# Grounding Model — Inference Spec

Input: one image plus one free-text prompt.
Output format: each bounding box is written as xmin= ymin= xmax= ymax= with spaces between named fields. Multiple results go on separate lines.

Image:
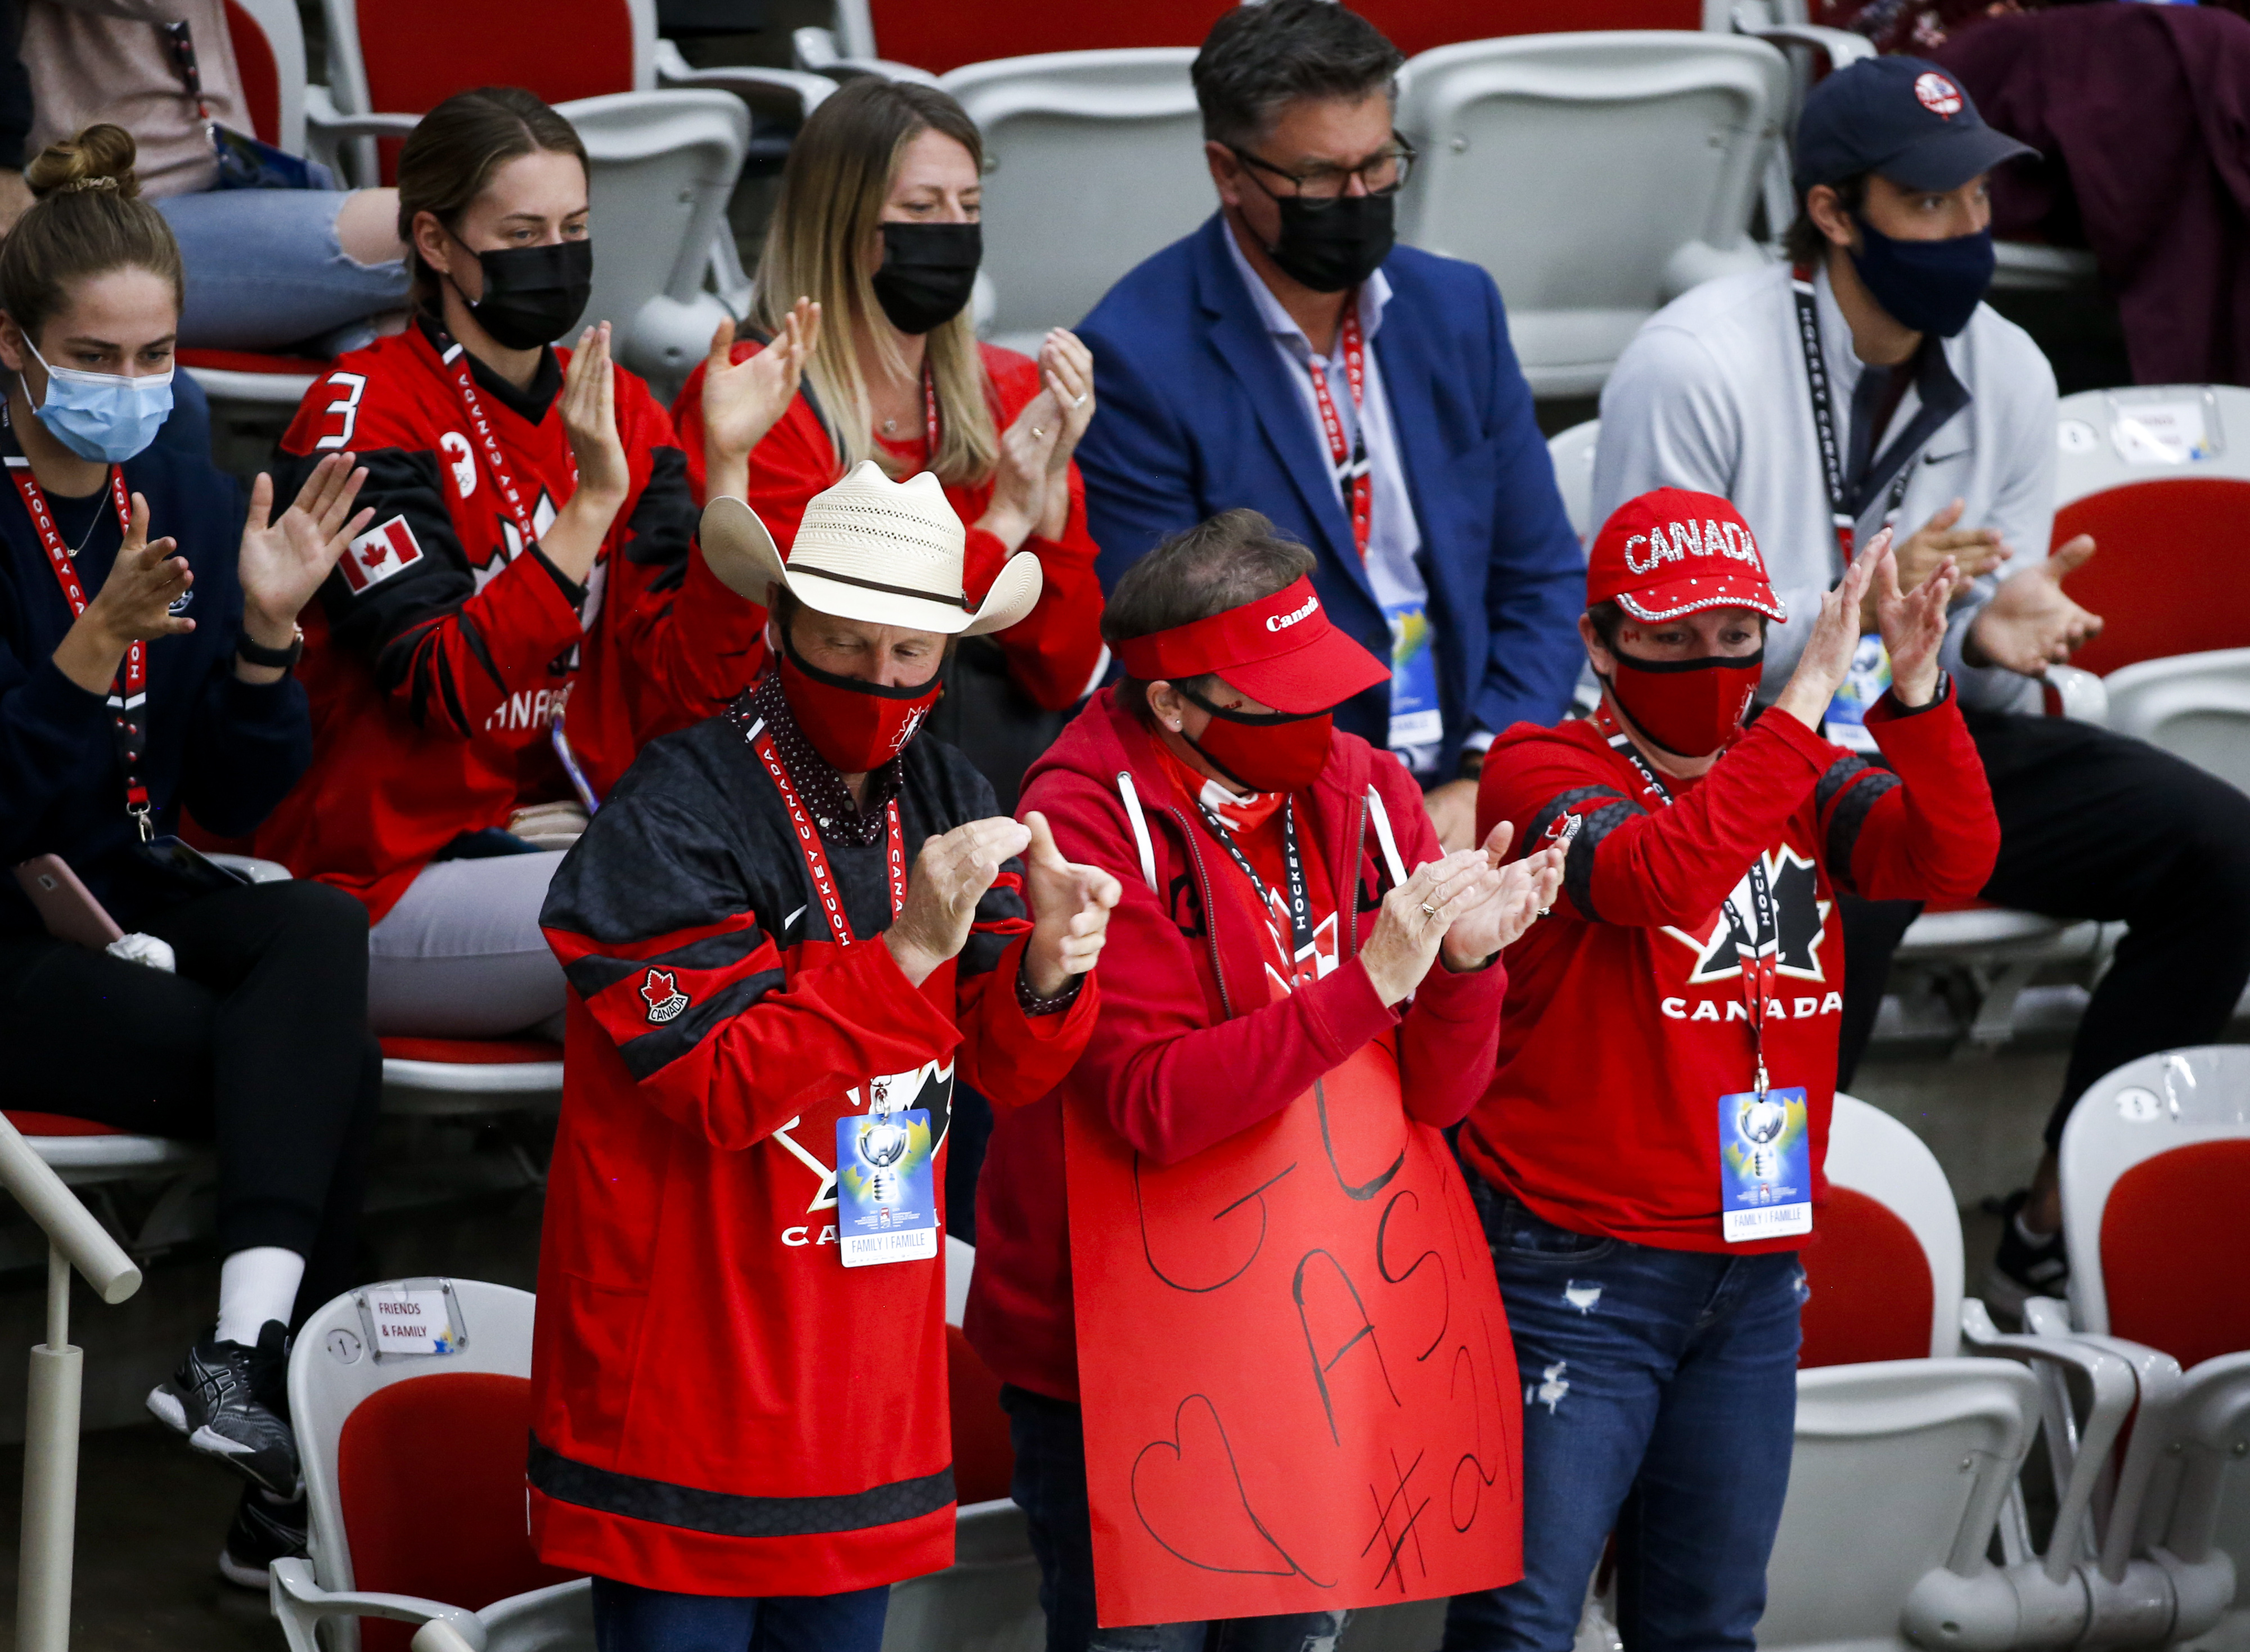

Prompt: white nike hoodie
xmin=1592 ymin=259 xmax=2055 ymax=713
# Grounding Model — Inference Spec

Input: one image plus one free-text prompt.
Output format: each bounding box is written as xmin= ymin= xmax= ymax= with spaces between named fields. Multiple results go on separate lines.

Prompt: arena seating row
xmin=241 ymin=1073 xmax=2250 ymax=1652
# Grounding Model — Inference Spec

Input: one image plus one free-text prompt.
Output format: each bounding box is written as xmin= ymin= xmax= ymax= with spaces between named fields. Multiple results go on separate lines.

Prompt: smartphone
xmin=135 ymin=835 xmax=253 ymax=898
xmin=12 ymin=856 xmax=124 ymax=950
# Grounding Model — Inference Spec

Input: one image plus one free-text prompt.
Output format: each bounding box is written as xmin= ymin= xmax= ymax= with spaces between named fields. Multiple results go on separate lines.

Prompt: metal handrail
xmin=0 ymin=1111 xmax=143 ymax=1652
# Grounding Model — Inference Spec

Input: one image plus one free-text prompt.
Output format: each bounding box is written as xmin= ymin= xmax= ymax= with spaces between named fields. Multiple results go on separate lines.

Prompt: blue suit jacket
xmin=1075 ymin=214 xmax=1585 ymax=777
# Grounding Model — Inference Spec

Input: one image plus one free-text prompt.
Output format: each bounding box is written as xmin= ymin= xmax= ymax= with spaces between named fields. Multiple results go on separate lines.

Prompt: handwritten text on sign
xmin=1067 ymin=1038 xmax=1524 ymax=1627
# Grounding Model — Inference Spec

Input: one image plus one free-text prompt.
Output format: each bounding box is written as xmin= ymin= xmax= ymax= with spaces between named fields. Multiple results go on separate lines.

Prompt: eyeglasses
xmin=1226 ymin=132 xmax=1418 ymax=209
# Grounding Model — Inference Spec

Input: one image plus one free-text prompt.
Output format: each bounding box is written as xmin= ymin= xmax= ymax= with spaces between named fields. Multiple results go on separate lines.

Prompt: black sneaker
xmin=146 ymin=1320 xmax=299 ymax=1498
xmin=218 ymin=1485 xmax=307 ymax=1591
xmin=1987 ymin=1187 xmax=2069 ymax=1318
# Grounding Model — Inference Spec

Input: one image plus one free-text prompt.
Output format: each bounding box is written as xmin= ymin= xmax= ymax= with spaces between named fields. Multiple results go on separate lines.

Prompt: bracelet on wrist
xmin=237 ymin=626 xmax=304 ymax=670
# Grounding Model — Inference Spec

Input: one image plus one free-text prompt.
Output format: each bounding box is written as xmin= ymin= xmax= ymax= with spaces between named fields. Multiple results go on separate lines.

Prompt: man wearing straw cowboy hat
xmin=526 ymin=460 xmax=1119 ymax=1651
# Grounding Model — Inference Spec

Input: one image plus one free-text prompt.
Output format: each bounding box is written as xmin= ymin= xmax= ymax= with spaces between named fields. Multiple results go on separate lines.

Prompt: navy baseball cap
xmin=1793 ymin=57 xmax=2036 ymax=196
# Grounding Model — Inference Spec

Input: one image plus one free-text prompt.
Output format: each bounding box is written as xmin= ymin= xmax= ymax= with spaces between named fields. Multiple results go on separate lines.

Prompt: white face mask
xmin=21 ymin=335 xmax=174 ymax=463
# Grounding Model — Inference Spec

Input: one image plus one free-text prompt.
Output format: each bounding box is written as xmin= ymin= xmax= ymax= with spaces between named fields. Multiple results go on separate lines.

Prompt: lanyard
xmin=921 ymin=361 xmax=940 ymax=457
xmin=1592 ymin=704 xmax=1778 ymax=1098
xmin=12 ymin=463 xmax=150 ymax=834
xmin=1306 ymin=300 xmax=1371 ymax=562
xmin=1790 ymin=263 xmax=1912 ymax=570
xmin=431 ymin=329 xmax=575 ymax=553
xmin=1195 ymin=798 xmax=1316 ymax=961
xmin=749 ymin=723 xmax=905 ymax=948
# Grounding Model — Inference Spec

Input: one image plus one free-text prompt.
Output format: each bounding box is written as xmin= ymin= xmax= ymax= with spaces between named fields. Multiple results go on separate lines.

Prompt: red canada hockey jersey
xmin=529 ymin=677 xmax=1097 ymax=1595
xmin=1460 ymin=688 xmax=1999 ymax=1252
xmin=256 ymin=319 xmax=767 ymax=920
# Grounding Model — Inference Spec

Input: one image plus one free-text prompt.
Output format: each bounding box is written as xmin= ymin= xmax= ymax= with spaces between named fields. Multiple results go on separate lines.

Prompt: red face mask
xmin=778 ymin=632 xmax=943 ymax=774
xmin=1177 ymin=683 xmax=1334 ymax=793
xmin=1605 ymin=649 xmax=1765 ymax=759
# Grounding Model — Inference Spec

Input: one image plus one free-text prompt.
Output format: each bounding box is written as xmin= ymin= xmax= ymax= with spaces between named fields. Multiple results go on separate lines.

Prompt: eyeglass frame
xmin=1223 ymin=131 xmax=1418 ymax=210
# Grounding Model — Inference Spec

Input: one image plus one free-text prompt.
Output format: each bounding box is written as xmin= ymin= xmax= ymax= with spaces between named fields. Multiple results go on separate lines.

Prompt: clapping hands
xmin=701 ymin=298 xmax=821 ymax=504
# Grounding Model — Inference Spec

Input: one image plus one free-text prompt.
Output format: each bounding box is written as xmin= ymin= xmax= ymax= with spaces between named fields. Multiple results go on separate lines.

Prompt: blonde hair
xmin=0 ymin=126 xmax=184 ymax=339
xmin=751 ymin=79 xmax=997 ymax=487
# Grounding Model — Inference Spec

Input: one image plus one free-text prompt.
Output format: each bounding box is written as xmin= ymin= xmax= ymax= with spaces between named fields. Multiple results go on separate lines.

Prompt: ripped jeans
xmin=1002 ymin=1384 xmax=1349 ymax=1652
xmin=1443 ymin=1172 xmax=1803 ymax=1652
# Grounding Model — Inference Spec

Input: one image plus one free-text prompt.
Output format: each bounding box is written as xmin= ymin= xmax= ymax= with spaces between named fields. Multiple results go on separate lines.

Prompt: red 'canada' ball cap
xmin=1587 ymin=488 xmax=1788 ymax=625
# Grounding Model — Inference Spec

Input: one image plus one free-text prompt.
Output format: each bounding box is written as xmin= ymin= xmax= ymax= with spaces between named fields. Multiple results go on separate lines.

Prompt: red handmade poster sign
xmin=1067 ymin=1036 xmax=1524 ymax=1628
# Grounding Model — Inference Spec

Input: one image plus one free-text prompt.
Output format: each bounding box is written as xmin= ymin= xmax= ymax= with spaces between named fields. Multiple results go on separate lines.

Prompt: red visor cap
xmin=1587 ymin=488 xmax=1788 ymax=625
xmin=1110 ymin=575 xmax=1389 ymax=715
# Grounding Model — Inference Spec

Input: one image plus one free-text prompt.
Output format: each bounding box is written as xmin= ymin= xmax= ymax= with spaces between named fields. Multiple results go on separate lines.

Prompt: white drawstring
xmin=1117 ymin=771 xmax=1158 ymax=895
xmin=1364 ymin=784 xmax=1409 ymax=888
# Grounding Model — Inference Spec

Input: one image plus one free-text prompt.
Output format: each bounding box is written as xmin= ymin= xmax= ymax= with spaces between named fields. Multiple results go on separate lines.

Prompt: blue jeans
xmin=1443 ymin=1171 xmax=1804 ymax=1652
xmin=590 ymin=1576 xmax=888 ymax=1652
xmin=1002 ymin=1384 xmax=1349 ymax=1652
xmin=156 ymin=189 xmax=408 ymax=354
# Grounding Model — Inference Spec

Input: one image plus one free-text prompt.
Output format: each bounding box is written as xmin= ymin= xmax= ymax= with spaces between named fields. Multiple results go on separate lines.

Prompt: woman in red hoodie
xmin=968 ymin=509 xmax=1562 ymax=1650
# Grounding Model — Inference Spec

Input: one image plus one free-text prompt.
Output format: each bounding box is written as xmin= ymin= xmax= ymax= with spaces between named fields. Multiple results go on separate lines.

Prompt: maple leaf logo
xmin=640 ymin=967 xmax=690 ymax=1025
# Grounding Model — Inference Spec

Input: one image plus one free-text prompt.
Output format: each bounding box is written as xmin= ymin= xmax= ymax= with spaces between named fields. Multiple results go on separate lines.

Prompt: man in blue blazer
xmin=1076 ymin=0 xmax=1585 ymax=848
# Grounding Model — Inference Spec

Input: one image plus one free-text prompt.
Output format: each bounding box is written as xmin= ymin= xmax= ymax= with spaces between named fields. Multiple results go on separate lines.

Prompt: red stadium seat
xmin=274 ymin=1279 xmax=590 ymax=1647
xmin=2006 ymin=1047 xmax=2250 ymax=1650
xmin=322 ymin=0 xmax=642 ymax=183
xmin=2049 ymin=478 xmax=2250 ymax=678
xmin=860 ymin=0 xmax=1231 ymax=77
xmin=225 ymin=0 xmax=284 ymax=145
xmin=339 ymin=1372 xmax=578 ymax=1652
xmin=1797 ymin=1186 xmax=1935 ymax=1369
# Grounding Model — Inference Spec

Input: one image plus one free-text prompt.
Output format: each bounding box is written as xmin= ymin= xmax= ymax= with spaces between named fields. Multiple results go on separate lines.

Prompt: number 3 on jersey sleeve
xmin=312 ymin=372 xmax=368 ymax=452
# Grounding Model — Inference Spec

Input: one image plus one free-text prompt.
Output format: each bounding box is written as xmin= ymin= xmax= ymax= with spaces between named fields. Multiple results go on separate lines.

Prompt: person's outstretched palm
xmin=237 ymin=452 xmax=372 ymax=634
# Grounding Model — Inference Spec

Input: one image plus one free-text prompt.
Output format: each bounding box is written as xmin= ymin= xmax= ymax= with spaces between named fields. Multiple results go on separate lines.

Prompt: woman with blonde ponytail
xmin=0 ymin=127 xmax=386 ymax=1591
xmin=673 ymin=77 xmax=1109 ymax=811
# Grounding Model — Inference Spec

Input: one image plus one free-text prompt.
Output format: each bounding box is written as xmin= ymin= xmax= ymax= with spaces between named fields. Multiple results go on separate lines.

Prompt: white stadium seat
xmin=1396 ymin=32 xmax=1787 ymax=398
xmin=939 ymin=49 xmax=1209 ymax=357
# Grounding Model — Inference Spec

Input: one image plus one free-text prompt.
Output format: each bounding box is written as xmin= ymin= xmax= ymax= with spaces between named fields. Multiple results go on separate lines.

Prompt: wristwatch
xmin=237 ymin=627 xmax=304 ymax=670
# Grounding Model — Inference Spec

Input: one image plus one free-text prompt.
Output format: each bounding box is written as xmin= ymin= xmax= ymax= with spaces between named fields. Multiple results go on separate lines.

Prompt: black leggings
xmin=1838 ymin=709 xmax=2250 ymax=1148
xmin=0 ymin=879 xmax=382 ymax=1320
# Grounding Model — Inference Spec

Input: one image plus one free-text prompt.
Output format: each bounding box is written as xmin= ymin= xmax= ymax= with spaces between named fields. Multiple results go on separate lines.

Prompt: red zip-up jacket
xmin=1461 ymin=687 xmax=1999 ymax=1251
xmin=965 ymin=688 xmax=1509 ymax=1402
xmin=258 ymin=321 xmax=767 ymax=920
xmin=673 ymin=339 xmax=1105 ymax=713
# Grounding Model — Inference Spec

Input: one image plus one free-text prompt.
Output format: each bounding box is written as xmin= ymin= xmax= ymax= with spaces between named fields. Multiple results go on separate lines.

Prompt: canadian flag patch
xmin=641 ymin=967 xmax=690 ymax=1025
xmin=340 ymin=515 xmax=424 ymax=593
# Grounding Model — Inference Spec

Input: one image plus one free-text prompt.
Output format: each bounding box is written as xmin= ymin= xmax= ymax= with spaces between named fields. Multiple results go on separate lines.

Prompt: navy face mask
xmin=1850 ymin=217 xmax=1994 ymax=339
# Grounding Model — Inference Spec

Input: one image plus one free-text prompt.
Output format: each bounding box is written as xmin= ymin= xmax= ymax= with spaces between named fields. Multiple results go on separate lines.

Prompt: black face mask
xmin=1264 ymin=192 xmax=1394 ymax=294
xmin=871 ymin=222 xmax=981 ymax=335
xmin=452 ymin=237 xmax=593 ymax=351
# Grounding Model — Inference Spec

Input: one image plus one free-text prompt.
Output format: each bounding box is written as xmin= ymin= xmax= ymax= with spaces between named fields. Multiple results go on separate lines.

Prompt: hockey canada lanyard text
xmin=748 ymin=723 xmax=906 ymax=948
xmin=1196 ymin=798 xmax=1317 ymax=961
xmin=1791 ymin=263 xmax=1912 ymax=570
xmin=432 ymin=328 xmax=578 ymax=553
xmin=1594 ymin=703 xmax=1779 ymax=1098
xmin=1307 ymin=301 xmax=1372 ymax=562
xmin=12 ymin=461 xmax=148 ymax=832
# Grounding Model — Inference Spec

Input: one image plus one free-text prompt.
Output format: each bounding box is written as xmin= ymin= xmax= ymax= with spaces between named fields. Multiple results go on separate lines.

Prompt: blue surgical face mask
xmin=1849 ymin=218 xmax=1995 ymax=340
xmin=21 ymin=336 xmax=174 ymax=463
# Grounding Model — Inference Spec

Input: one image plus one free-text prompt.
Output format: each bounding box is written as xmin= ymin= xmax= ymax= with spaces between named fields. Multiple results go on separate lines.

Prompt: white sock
xmin=216 ymin=1248 xmax=305 ymax=1347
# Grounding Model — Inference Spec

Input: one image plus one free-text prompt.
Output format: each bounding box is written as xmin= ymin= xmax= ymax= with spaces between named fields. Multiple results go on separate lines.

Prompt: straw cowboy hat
xmin=699 ymin=460 xmax=1042 ymax=636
